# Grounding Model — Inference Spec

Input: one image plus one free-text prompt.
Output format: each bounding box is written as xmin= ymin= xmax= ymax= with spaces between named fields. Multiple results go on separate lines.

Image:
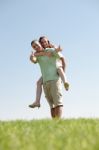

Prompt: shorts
xmin=43 ymin=78 xmax=63 ymax=108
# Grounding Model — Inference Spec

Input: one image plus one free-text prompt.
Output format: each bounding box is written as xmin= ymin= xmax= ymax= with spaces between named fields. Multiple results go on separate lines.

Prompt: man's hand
xmin=30 ymin=52 xmax=37 ymax=63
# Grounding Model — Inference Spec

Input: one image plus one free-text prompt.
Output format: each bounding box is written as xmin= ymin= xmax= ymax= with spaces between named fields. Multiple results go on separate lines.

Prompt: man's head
xmin=31 ymin=40 xmax=43 ymax=52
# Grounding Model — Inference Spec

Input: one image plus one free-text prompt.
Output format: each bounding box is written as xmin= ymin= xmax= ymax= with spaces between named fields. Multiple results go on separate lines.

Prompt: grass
xmin=0 ymin=118 xmax=99 ymax=150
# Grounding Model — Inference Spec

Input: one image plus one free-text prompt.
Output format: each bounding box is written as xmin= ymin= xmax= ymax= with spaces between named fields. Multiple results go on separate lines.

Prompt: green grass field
xmin=0 ymin=119 xmax=99 ymax=150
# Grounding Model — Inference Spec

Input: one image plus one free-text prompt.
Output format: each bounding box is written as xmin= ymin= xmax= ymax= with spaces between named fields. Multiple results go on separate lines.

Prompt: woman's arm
xmin=34 ymin=52 xmax=46 ymax=56
xmin=55 ymin=45 xmax=62 ymax=53
xmin=33 ymin=45 xmax=62 ymax=58
xmin=34 ymin=51 xmax=52 ymax=57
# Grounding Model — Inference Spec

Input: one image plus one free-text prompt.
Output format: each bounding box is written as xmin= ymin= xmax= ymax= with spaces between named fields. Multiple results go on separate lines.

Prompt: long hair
xmin=39 ymin=36 xmax=55 ymax=48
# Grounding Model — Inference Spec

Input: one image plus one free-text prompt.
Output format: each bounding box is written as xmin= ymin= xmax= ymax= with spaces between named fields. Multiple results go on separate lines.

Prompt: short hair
xmin=31 ymin=40 xmax=38 ymax=46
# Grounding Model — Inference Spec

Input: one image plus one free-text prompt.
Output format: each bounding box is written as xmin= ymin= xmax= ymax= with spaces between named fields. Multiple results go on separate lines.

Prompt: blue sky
xmin=0 ymin=0 xmax=99 ymax=120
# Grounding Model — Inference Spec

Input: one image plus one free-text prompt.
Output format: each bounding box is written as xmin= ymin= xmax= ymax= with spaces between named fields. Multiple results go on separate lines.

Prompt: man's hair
xmin=31 ymin=40 xmax=37 ymax=46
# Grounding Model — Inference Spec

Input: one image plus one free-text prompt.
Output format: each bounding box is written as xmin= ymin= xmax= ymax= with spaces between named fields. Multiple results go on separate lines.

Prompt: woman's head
xmin=39 ymin=36 xmax=54 ymax=49
xmin=31 ymin=40 xmax=43 ymax=52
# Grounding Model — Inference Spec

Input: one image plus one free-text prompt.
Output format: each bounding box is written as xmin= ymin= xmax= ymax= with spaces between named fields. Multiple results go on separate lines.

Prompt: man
xmin=30 ymin=39 xmax=64 ymax=118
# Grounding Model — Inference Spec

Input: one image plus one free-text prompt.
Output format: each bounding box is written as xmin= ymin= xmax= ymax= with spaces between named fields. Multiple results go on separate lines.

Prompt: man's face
xmin=32 ymin=42 xmax=43 ymax=52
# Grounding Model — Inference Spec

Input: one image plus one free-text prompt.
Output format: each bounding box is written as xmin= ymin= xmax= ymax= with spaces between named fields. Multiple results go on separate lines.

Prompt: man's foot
xmin=64 ymin=82 xmax=69 ymax=91
xmin=29 ymin=102 xmax=40 ymax=108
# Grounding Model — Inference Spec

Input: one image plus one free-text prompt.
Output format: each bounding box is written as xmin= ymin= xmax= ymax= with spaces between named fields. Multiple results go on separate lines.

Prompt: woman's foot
xmin=64 ymin=82 xmax=69 ymax=91
xmin=29 ymin=102 xmax=40 ymax=108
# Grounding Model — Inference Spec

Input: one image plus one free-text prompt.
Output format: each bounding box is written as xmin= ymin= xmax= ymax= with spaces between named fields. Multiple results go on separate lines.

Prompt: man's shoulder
xmin=45 ymin=48 xmax=55 ymax=51
xmin=58 ymin=52 xmax=64 ymax=58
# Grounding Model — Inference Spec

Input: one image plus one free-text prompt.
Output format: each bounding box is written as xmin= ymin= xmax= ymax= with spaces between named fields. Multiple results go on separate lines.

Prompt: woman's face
xmin=40 ymin=38 xmax=49 ymax=49
xmin=32 ymin=42 xmax=42 ymax=52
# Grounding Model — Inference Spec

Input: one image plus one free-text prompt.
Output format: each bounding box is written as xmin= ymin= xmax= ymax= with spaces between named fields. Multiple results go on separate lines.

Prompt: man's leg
xmin=51 ymin=108 xmax=56 ymax=118
xmin=50 ymin=79 xmax=63 ymax=118
xmin=55 ymin=105 xmax=63 ymax=118
xmin=43 ymin=82 xmax=55 ymax=118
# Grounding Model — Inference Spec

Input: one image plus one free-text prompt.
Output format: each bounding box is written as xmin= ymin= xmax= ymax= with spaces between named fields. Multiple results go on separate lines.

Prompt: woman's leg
xmin=35 ymin=77 xmax=43 ymax=104
xmin=57 ymin=67 xmax=69 ymax=90
xmin=29 ymin=77 xmax=43 ymax=108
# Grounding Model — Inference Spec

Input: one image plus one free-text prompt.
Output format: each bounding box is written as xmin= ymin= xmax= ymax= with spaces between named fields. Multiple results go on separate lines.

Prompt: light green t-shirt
xmin=37 ymin=48 xmax=62 ymax=83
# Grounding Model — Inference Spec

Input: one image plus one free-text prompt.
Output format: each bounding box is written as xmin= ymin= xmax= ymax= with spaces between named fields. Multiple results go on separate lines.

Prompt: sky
xmin=0 ymin=0 xmax=99 ymax=120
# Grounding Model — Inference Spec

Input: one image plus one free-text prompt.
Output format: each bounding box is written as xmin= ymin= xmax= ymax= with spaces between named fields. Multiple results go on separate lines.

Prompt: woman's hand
xmin=55 ymin=45 xmax=62 ymax=52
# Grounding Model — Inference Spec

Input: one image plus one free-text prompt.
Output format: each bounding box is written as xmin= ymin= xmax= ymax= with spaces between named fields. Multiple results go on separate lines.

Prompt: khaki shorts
xmin=43 ymin=78 xmax=63 ymax=108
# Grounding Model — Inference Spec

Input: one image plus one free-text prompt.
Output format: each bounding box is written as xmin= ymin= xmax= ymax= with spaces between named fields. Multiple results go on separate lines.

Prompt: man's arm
xmin=30 ymin=53 xmax=37 ymax=63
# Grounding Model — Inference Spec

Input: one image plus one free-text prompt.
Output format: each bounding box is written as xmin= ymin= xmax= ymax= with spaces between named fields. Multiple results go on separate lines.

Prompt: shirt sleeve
xmin=57 ymin=52 xmax=63 ymax=58
xmin=52 ymin=51 xmax=63 ymax=59
xmin=45 ymin=48 xmax=63 ymax=58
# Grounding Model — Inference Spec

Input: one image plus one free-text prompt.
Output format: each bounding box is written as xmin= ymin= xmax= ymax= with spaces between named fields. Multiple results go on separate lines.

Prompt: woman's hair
xmin=39 ymin=36 xmax=55 ymax=48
